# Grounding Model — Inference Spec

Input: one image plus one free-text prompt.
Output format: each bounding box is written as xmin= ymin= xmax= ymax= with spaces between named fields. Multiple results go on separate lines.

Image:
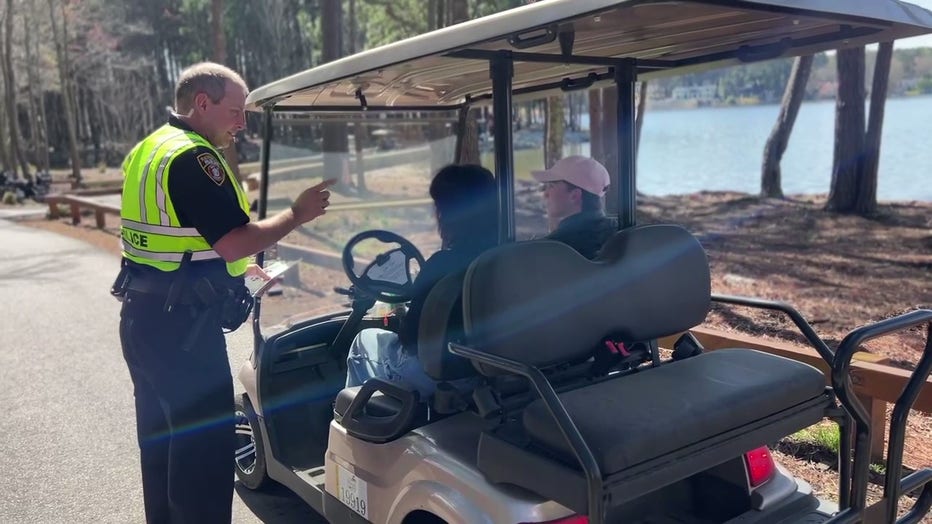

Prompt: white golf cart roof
xmin=246 ymin=0 xmax=932 ymax=111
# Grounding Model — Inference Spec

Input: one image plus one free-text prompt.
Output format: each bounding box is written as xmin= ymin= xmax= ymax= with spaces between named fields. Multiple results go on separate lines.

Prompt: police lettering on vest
xmin=121 ymin=229 xmax=149 ymax=248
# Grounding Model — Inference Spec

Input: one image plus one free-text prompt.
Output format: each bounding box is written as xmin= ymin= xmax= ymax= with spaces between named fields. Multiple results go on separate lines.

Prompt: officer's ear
xmin=193 ymin=92 xmax=212 ymax=113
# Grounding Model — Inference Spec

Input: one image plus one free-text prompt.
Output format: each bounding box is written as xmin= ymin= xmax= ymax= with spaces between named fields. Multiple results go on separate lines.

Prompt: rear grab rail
xmin=828 ymin=309 xmax=932 ymax=524
xmin=448 ymin=342 xmax=606 ymax=524
xmin=711 ymin=294 xmax=835 ymax=364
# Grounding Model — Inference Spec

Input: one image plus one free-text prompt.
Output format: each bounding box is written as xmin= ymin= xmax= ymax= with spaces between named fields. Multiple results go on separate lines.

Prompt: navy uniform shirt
xmin=128 ymin=116 xmax=249 ymax=278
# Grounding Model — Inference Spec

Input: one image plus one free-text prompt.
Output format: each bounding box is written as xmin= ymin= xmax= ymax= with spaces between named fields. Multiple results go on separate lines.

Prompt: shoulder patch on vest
xmin=196 ymin=153 xmax=225 ymax=186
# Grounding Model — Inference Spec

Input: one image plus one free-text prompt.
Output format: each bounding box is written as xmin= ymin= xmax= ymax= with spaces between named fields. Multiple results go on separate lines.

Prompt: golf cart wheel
xmin=403 ymin=511 xmax=447 ymax=523
xmin=234 ymin=394 xmax=269 ymax=490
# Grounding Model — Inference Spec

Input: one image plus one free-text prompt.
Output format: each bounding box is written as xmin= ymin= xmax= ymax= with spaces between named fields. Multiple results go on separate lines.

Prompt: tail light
xmin=520 ymin=516 xmax=588 ymax=524
xmin=744 ymin=446 xmax=776 ymax=487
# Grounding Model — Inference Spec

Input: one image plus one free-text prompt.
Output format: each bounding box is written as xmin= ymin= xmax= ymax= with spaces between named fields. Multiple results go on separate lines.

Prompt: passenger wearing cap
xmin=532 ymin=155 xmax=616 ymax=259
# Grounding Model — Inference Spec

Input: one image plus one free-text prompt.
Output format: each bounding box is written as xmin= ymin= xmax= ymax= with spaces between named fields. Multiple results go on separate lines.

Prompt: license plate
xmin=337 ymin=464 xmax=369 ymax=520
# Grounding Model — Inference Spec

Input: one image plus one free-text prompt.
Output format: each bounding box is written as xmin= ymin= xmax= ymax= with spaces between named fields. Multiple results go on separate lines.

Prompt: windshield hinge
xmin=558 ymin=26 xmax=575 ymax=56
xmin=355 ymin=88 xmax=368 ymax=110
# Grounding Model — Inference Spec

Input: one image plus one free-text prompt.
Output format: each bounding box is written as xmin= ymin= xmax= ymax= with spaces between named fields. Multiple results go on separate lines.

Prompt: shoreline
xmin=644 ymin=92 xmax=932 ymax=112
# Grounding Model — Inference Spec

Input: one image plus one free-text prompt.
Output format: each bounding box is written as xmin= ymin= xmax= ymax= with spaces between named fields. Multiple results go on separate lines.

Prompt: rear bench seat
xmin=457 ymin=224 xmax=832 ymax=515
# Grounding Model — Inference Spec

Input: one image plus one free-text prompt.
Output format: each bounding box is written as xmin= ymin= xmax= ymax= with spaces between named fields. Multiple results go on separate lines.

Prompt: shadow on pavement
xmin=235 ymin=481 xmax=327 ymax=523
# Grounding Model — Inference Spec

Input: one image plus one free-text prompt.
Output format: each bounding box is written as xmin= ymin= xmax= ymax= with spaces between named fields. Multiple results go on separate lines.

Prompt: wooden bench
xmin=46 ymin=188 xmax=121 ymax=228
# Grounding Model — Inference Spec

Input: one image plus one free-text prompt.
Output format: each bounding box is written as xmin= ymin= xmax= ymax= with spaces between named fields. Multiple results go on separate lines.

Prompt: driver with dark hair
xmin=345 ymin=164 xmax=499 ymax=397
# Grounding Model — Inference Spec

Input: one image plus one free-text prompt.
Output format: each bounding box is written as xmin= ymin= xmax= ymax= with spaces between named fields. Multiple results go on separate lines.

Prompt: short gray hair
xmin=174 ymin=62 xmax=247 ymax=112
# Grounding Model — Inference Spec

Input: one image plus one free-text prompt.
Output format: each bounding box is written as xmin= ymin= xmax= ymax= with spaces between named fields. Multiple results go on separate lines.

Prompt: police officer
xmin=116 ymin=62 xmax=333 ymax=523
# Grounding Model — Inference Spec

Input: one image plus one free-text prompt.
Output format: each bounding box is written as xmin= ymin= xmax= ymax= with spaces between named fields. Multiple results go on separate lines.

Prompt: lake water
xmin=571 ymin=96 xmax=932 ymax=202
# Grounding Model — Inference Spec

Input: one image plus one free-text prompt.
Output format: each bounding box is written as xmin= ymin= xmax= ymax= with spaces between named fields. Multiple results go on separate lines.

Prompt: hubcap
xmin=234 ymin=409 xmax=257 ymax=475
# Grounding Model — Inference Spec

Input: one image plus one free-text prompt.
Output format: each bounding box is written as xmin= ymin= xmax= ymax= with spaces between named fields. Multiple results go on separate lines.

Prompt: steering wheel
xmin=342 ymin=230 xmax=426 ymax=303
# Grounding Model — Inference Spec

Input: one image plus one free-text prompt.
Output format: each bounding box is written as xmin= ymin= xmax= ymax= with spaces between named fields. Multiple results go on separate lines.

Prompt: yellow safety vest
xmin=120 ymin=124 xmax=250 ymax=276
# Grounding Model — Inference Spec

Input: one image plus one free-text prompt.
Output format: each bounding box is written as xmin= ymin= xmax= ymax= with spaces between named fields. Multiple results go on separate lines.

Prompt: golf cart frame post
xmin=244 ymin=1 xmax=932 ymax=522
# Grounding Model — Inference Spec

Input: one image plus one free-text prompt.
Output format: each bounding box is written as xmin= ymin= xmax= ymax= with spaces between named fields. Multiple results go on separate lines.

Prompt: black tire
xmin=234 ymin=394 xmax=270 ymax=490
xmin=403 ymin=511 xmax=447 ymax=524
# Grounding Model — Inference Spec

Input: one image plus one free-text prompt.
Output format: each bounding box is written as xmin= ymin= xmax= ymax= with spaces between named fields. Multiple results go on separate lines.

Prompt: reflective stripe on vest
xmin=120 ymin=124 xmax=250 ymax=276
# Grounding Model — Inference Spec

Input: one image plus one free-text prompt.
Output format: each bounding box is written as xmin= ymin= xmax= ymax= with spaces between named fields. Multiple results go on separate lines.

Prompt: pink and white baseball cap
xmin=531 ymin=155 xmax=611 ymax=197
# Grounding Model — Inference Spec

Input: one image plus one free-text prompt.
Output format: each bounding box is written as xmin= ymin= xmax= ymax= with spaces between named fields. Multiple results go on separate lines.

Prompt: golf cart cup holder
xmin=828 ymin=311 xmax=932 ymax=523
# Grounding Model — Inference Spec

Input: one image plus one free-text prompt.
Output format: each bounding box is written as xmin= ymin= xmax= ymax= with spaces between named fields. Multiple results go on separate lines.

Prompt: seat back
xmin=462 ymin=224 xmax=711 ymax=370
xmin=417 ymin=271 xmax=477 ymax=381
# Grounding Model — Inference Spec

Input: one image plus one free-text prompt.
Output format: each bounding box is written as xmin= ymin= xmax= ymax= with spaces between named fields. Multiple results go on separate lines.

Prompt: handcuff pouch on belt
xmin=192 ymin=278 xmax=254 ymax=332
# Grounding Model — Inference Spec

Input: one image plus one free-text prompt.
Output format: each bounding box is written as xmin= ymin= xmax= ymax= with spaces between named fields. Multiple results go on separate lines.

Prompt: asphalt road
xmin=0 ymin=218 xmax=324 ymax=523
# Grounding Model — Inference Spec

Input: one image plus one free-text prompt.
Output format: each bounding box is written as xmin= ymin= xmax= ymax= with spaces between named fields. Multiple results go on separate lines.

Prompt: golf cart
xmin=235 ymin=1 xmax=932 ymax=522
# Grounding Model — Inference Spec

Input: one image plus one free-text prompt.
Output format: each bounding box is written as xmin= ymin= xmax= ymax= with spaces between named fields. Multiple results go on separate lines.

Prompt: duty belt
xmin=112 ymin=255 xmax=252 ymax=334
xmin=123 ymin=275 xmax=203 ymax=305
xmin=112 ymin=261 xmax=240 ymax=309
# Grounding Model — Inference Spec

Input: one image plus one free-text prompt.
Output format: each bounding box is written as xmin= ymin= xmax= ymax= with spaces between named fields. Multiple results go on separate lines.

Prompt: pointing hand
xmin=291 ymin=179 xmax=336 ymax=224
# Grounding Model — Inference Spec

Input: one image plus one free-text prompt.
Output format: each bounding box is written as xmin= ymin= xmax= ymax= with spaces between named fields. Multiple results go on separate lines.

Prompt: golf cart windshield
xmin=252 ymin=111 xmax=462 ymax=327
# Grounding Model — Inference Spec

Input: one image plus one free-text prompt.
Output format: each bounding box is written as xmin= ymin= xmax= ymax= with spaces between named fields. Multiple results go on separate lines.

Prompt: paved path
xmin=0 ymin=219 xmax=322 ymax=523
xmin=0 ymin=204 xmax=46 ymax=220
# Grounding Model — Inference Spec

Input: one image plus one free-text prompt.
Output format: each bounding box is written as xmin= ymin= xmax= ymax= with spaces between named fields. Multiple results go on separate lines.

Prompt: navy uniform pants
xmin=119 ymin=291 xmax=235 ymax=524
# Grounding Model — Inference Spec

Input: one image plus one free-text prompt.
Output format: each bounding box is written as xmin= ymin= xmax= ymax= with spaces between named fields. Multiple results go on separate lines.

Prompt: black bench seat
xmin=476 ymin=348 xmax=831 ymax=514
xmin=522 ymin=349 xmax=826 ymax=475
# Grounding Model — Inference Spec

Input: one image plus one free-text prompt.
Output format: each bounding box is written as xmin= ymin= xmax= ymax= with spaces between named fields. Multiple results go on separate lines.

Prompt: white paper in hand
xmin=245 ymin=260 xmax=296 ymax=297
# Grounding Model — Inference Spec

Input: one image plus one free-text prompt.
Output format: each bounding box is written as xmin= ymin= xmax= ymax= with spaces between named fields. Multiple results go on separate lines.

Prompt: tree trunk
xmin=543 ymin=96 xmax=564 ymax=168
xmin=588 ymin=90 xmax=603 ymax=165
xmin=859 ymin=42 xmax=894 ymax=216
xmin=761 ymin=55 xmax=814 ymax=199
xmin=37 ymin=76 xmax=49 ymax=170
xmin=211 ymin=0 xmax=227 ymax=64
xmin=422 ymin=0 xmax=460 ymax=173
xmin=0 ymin=99 xmax=9 ymax=172
xmin=457 ymin=107 xmax=480 ymax=164
xmin=47 ymin=0 xmax=82 ymax=186
xmin=436 ymin=0 xmax=446 ymax=29
xmin=449 ymin=0 xmax=478 ymax=163
xmin=210 ymin=0 xmax=241 ymax=182
xmin=826 ymin=47 xmax=866 ymax=213
xmin=601 ymin=86 xmax=619 ymax=214
xmin=3 ymin=0 xmax=28 ymax=176
xmin=0 ymin=11 xmax=9 ymax=173
xmin=428 ymin=0 xmax=437 ymax=31
xmin=321 ymin=0 xmax=349 ymax=188
xmin=348 ymin=0 xmax=357 ymax=57
xmin=23 ymin=0 xmax=49 ymax=167
xmin=450 ymin=0 xmax=469 ymax=24
xmin=354 ymin=123 xmax=367 ymax=193
xmin=26 ymin=90 xmax=40 ymax=169
xmin=635 ymin=81 xmax=648 ymax=160
xmin=347 ymin=0 xmax=366 ymax=193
